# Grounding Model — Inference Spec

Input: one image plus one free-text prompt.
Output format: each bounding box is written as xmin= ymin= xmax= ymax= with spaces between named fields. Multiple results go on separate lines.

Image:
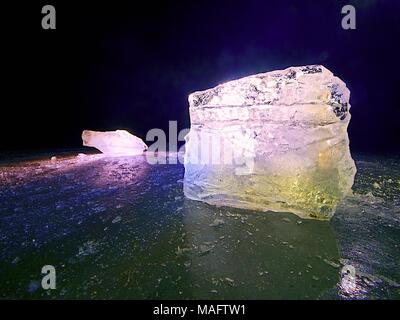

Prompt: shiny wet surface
xmin=0 ymin=152 xmax=399 ymax=299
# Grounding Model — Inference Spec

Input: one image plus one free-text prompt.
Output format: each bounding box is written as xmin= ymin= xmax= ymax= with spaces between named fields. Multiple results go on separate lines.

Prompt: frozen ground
xmin=0 ymin=151 xmax=399 ymax=299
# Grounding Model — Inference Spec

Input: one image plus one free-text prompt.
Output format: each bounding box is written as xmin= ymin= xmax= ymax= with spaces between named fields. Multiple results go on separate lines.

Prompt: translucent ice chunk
xmin=183 ymin=65 xmax=356 ymax=220
xmin=82 ymin=130 xmax=147 ymax=156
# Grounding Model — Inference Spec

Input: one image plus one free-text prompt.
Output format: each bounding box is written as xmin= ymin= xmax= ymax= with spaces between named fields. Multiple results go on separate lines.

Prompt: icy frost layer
xmin=184 ymin=65 xmax=357 ymax=220
xmin=82 ymin=130 xmax=147 ymax=156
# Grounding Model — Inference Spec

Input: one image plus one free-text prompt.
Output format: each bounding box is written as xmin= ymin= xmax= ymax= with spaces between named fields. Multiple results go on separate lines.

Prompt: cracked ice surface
xmin=184 ymin=65 xmax=356 ymax=220
xmin=0 ymin=152 xmax=398 ymax=299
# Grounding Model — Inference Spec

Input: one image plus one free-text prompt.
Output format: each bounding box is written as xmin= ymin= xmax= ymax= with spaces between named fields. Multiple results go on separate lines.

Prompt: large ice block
xmin=82 ymin=130 xmax=147 ymax=156
xmin=183 ymin=65 xmax=356 ymax=220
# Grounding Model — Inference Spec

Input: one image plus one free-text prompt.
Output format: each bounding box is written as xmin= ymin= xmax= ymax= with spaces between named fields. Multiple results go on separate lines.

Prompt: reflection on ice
xmin=182 ymin=200 xmax=339 ymax=299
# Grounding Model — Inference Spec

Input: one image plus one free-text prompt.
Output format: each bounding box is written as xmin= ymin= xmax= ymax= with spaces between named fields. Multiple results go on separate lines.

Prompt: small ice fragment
xmin=112 ymin=216 xmax=122 ymax=224
xmin=209 ymin=218 xmax=225 ymax=227
xmin=225 ymin=277 xmax=235 ymax=284
xmin=12 ymin=257 xmax=20 ymax=264
xmin=77 ymin=240 xmax=98 ymax=257
xmin=198 ymin=243 xmax=214 ymax=255
xmin=176 ymin=246 xmax=191 ymax=255
xmin=323 ymin=259 xmax=340 ymax=268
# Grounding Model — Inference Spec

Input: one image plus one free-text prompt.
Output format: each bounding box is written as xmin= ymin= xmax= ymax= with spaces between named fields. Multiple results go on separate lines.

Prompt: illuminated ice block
xmin=183 ymin=65 xmax=356 ymax=220
xmin=82 ymin=130 xmax=147 ymax=156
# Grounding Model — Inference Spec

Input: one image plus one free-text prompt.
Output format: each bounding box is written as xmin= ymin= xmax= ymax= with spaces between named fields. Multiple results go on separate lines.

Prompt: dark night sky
xmin=3 ymin=0 xmax=400 ymax=154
